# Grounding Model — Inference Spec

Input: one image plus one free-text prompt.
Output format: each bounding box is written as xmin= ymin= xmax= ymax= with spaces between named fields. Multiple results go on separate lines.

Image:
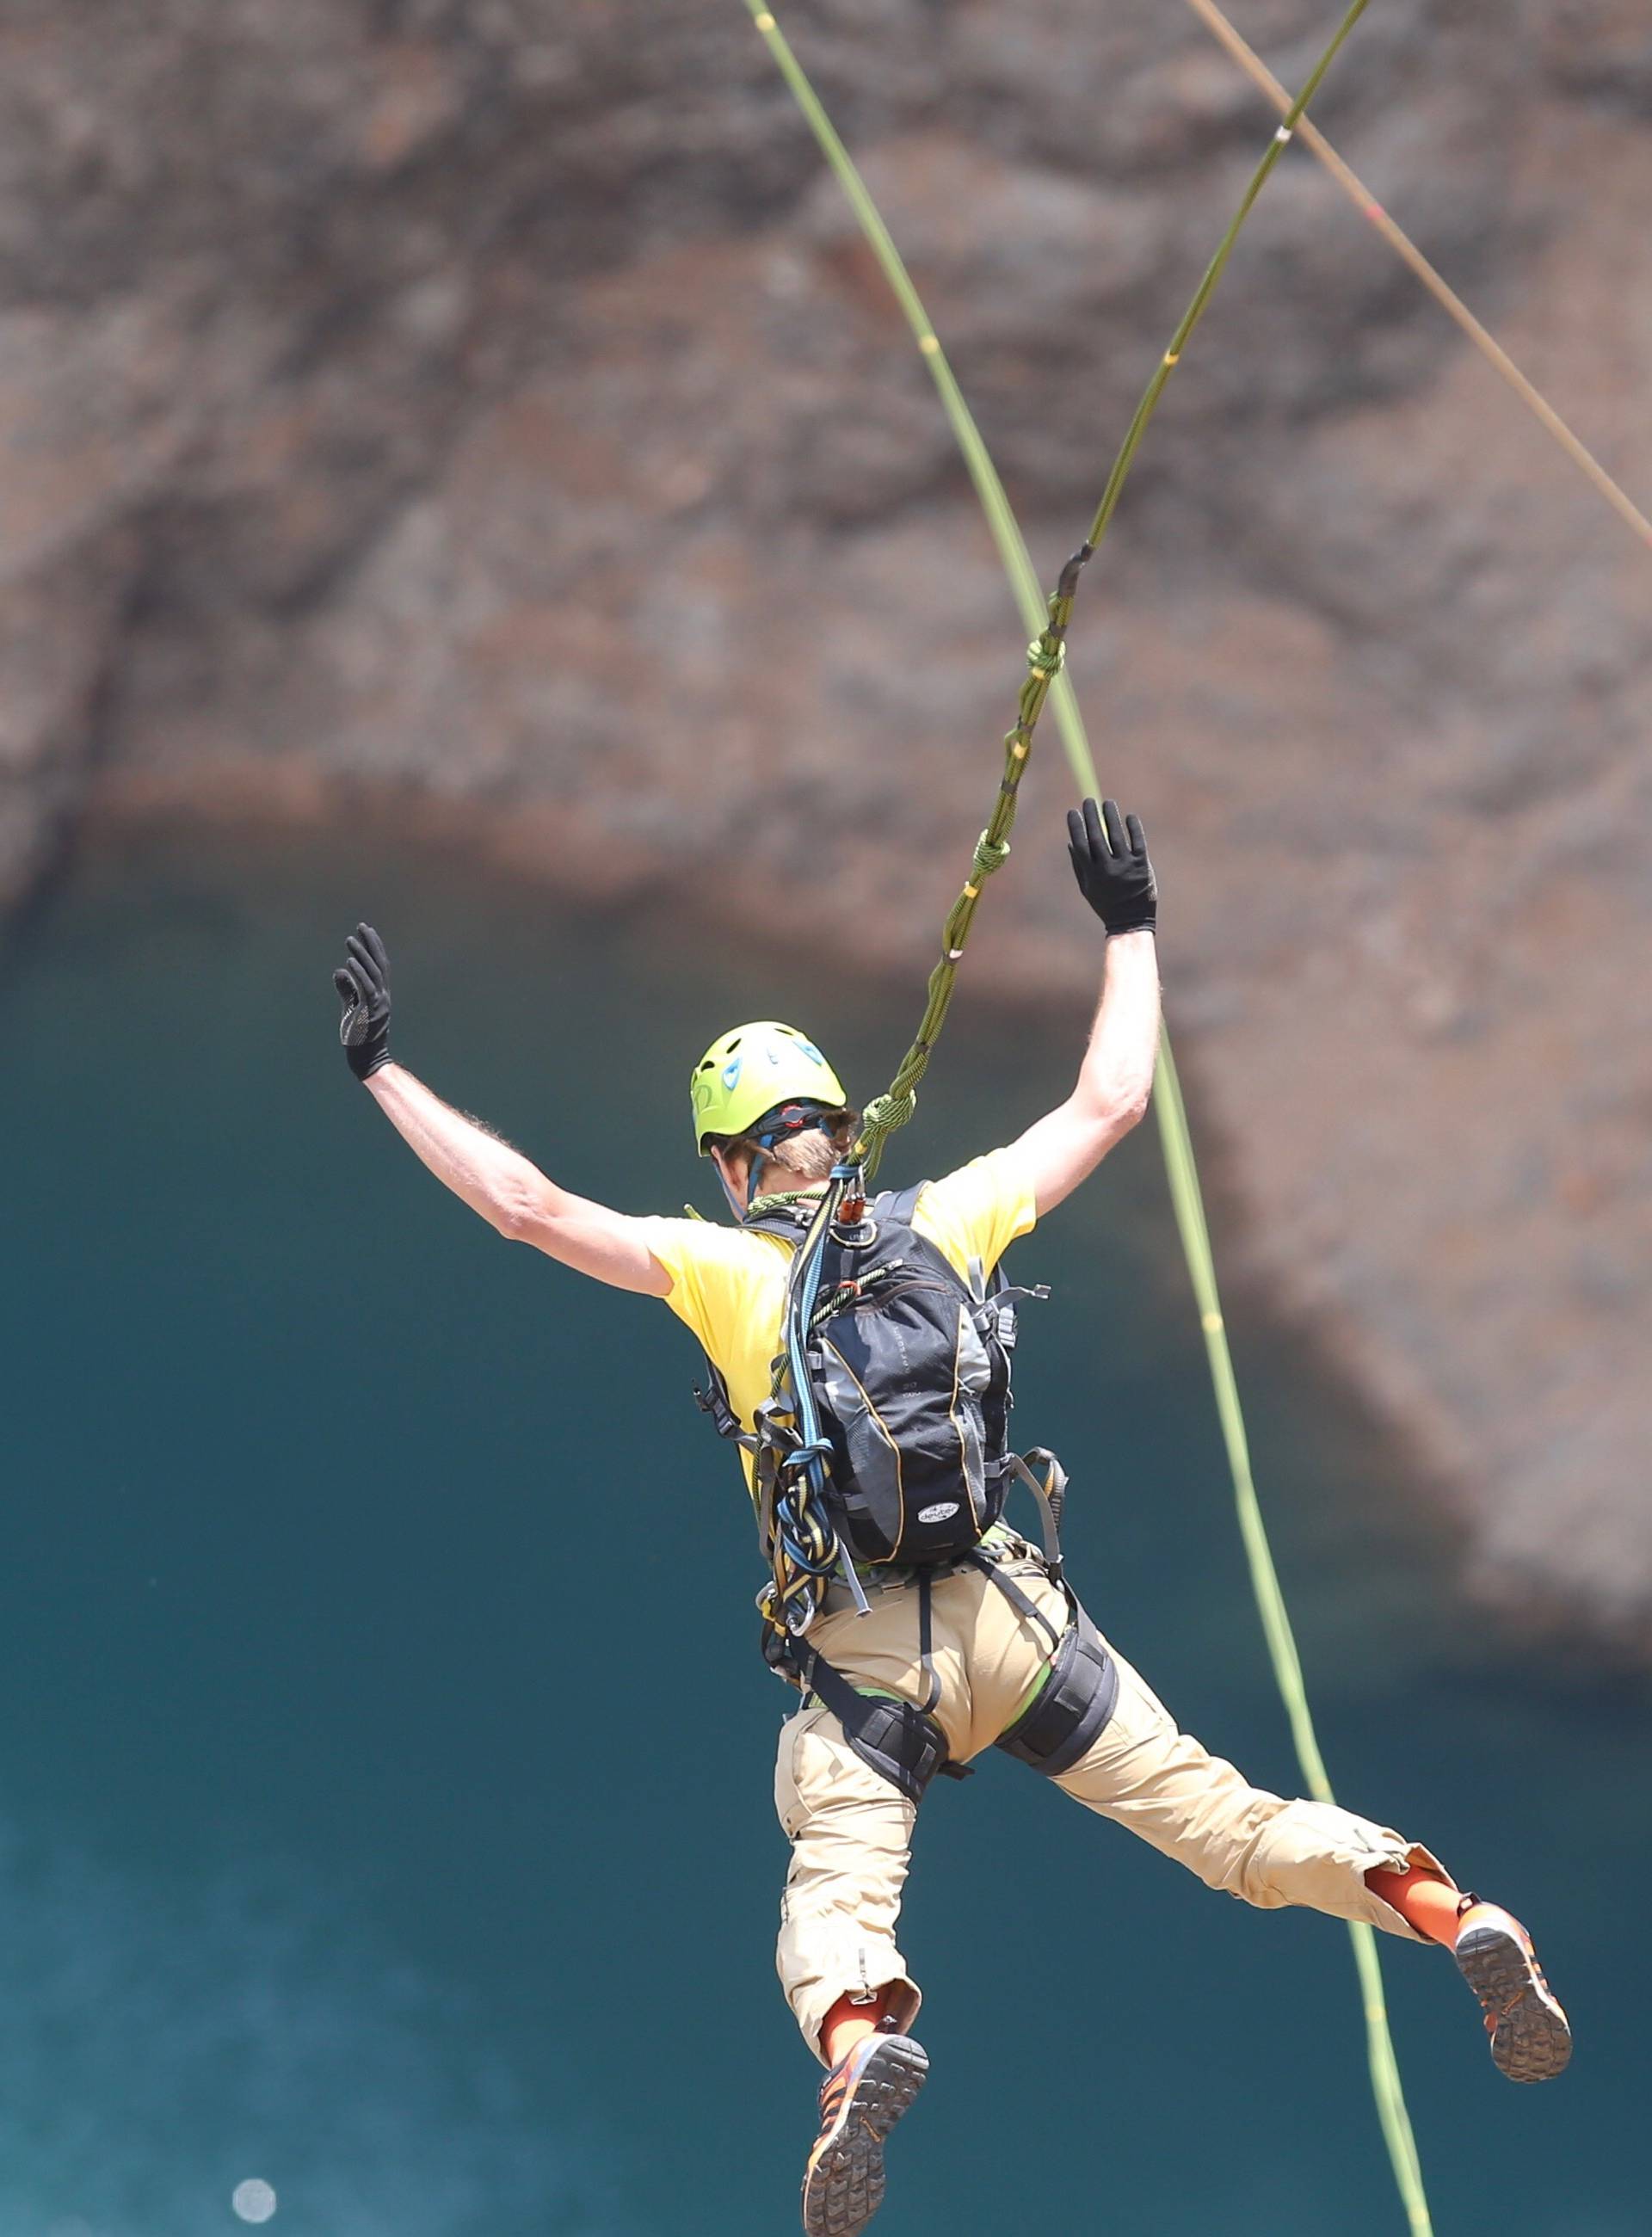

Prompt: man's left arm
xmin=1009 ymin=798 xmax=1162 ymax=1217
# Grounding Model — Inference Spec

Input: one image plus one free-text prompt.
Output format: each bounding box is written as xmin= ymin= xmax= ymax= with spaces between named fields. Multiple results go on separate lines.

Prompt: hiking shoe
xmin=1454 ymin=1900 xmax=1572 ymax=2083
xmin=800 ymin=2031 xmax=928 ymax=2237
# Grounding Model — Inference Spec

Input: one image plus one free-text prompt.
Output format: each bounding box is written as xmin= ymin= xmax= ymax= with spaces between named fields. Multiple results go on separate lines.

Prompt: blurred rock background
xmin=1 ymin=0 xmax=1648 ymax=1636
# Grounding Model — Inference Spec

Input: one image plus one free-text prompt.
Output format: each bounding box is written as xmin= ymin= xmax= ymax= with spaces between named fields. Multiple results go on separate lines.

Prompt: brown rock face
xmin=3 ymin=2 xmax=1649 ymax=1630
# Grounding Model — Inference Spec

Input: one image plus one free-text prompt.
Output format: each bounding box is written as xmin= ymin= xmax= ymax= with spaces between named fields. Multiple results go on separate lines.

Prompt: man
xmin=334 ymin=799 xmax=1570 ymax=2237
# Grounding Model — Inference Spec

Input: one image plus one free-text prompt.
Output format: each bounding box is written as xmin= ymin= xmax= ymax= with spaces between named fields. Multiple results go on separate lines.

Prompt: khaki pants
xmin=774 ymin=1543 xmax=1445 ymax=2062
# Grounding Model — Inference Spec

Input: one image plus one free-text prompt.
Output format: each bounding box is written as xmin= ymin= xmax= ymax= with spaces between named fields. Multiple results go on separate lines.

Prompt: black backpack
xmin=695 ymin=1183 xmax=1112 ymax=1811
xmin=697 ymin=1182 xmax=1045 ymax=1573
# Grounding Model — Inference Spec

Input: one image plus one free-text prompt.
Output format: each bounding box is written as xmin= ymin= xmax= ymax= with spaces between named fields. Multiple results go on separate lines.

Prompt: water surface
xmin=0 ymin=832 xmax=1639 ymax=2235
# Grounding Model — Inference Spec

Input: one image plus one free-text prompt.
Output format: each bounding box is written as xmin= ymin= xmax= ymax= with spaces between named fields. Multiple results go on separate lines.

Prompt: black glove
xmin=334 ymin=922 xmax=393 ymax=1081
xmin=1066 ymin=797 xmax=1156 ymax=934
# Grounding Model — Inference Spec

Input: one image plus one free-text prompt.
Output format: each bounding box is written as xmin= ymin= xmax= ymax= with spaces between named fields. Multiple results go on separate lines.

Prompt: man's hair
xmin=706 ymin=1106 xmax=860 ymax=1184
xmin=764 ymin=1119 xmax=851 ymax=1182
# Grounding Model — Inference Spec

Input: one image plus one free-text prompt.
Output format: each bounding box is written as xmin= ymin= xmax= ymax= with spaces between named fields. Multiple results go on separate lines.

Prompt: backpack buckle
xmin=831 ymin=1215 xmax=878 ymax=1250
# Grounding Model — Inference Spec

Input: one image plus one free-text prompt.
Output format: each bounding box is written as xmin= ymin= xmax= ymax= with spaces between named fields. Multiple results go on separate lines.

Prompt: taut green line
xmin=740 ymin=3 xmax=1434 ymax=2229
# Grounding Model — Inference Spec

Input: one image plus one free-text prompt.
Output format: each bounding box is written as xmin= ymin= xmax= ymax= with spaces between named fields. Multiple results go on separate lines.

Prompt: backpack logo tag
xmin=918 ymin=1501 xmax=960 ymax=1524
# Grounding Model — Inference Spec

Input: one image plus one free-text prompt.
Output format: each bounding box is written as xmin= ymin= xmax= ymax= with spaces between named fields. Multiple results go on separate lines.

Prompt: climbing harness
xmin=741 ymin=4 xmax=1436 ymax=2232
xmin=794 ymin=1540 xmax=1122 ymax=1808
xmin=794 ymin=1639 xmax=955 ymax=1810
xmin=972 ymin=1555 xmax=1120 ymax=1780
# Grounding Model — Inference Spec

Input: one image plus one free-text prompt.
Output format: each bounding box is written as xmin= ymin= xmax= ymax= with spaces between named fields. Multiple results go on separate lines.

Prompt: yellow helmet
xmin=690 ymin=1021 xmax=848 ymax=1153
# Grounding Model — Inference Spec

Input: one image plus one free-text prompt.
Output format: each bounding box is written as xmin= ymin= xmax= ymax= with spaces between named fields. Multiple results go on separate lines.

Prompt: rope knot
xmin=1026 ymin=636 xmax=1066 ymax=681
xmin=862 ymin=1088 xmax=918 ymax=1136
xmin=971 ymin=831 xmax=1010 ymax=879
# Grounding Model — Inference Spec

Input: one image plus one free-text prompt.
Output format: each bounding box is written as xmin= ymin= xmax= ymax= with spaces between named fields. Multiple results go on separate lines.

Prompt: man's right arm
xmin=332 ymin=921 xmax=669 ymax=1297
xmin=363 ymin=1064 xmax=670 ymax=1296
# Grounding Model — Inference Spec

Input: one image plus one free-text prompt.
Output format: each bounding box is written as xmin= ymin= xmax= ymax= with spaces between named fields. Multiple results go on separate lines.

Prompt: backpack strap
xmin=693 ymin=1199 xmax=806 ymax=1451
xmin=876 ymin=1181 xmax=928 ymax=1228
xmin=693 ymin=1360 xmax=755 ymax=1450
xmin=990 ymin=1447 xmax=1068 ymax=1575
xmin=742 ymin=1199 xmax=816 ymax=1241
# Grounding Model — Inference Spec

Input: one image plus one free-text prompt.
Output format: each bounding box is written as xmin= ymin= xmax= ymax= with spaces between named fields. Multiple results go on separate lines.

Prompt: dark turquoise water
xmin=0 ymin=834 xmax=1642 ymax=2237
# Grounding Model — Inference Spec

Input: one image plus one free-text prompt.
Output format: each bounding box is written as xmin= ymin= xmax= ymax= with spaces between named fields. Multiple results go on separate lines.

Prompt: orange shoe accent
xmin=821 ymin=1988 xmax=891 ymax=2071
xmin=1365 ymin=1861 xmax=1463 ymax=1947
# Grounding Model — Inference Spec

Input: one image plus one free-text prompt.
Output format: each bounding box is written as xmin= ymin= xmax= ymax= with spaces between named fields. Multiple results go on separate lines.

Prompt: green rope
xmin=850 ymin=591 xmax=1087 ymax=1178
xmin=746 ymin=1186 xmax=825 ymax=1220
xmin=742 ymin=4 xmax=1095 ymax=773
xmin=743 ymin=6 xmax=1434 ymax=2232
xmin=762 ymin=0 xmax=1365 ymax=1183
xmin=1156 ymin=1040 xmax=1430 ymax=2229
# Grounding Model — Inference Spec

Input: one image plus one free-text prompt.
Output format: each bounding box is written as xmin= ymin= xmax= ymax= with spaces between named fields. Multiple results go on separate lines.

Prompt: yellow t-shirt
xmin=638 ymin=1147 xmax=1039 ymax=1488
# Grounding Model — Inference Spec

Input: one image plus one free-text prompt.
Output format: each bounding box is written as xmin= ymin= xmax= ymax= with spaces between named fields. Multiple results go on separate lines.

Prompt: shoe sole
xmin=1455 ymin=1924 xmax=1572 ymax=2083
xmin=801 ymin=2035 xmax=928 ymax=2237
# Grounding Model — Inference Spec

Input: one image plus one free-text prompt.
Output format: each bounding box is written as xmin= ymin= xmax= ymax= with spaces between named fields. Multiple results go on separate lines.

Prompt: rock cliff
xmin=3 ymin=0 xmax=1649 ymax=1635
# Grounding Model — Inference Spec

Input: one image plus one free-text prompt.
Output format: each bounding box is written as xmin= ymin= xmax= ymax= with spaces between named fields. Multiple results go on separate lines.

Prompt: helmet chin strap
xmin=710 ymin=1145 xmax=785 ymax=1219
xmin=708 ymin=1149 xmax=749 ymax=1222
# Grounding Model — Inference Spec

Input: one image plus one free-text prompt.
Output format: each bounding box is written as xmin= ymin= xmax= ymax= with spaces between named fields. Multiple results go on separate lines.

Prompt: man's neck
xmin=753 ymin=1163 xmax=829 ymax=1199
